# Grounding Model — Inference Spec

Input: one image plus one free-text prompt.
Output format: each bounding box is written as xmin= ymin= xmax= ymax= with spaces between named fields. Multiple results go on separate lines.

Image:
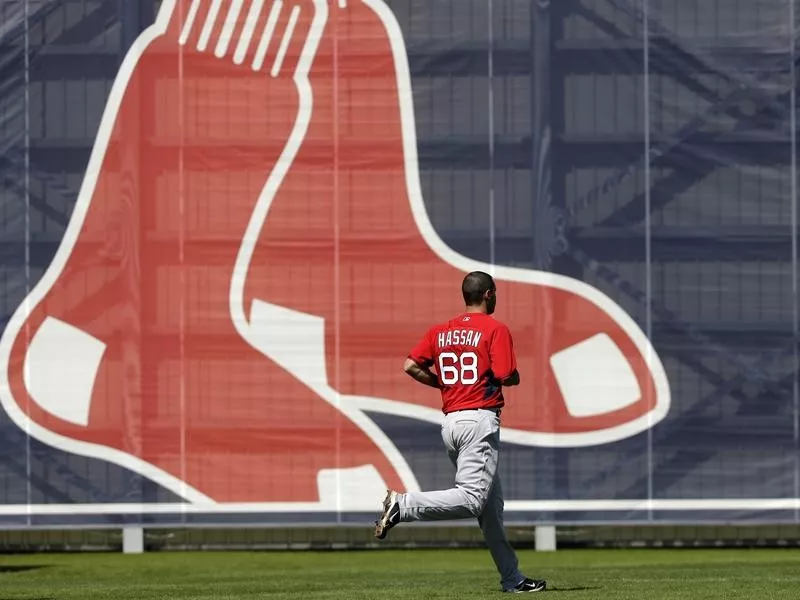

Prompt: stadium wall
xmin=0 ymin=0 xmax=797 ymax=536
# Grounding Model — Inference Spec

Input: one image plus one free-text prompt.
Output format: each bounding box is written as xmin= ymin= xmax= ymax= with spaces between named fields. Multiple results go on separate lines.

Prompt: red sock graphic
xmin=243 ymin=0 xmax=670 ymax=447
xmin=0 ymin=0 xmax=406 ymax=504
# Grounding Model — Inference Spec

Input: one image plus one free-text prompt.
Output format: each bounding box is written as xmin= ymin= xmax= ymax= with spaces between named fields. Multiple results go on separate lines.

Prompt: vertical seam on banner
xmin=179 ymin=0 xmax=188 ymax=517
xmin=23 ymin=0 xmax=32 ymax=526
xmin=333 ymin=5 xmax=342 ymax=520
xmin=790 ymin=0 xmax=799 ymax=522
xmin=642 ymin=0 xmax=653 ymax=522
xmin=488 ymin=0 xmax=496 ymax=269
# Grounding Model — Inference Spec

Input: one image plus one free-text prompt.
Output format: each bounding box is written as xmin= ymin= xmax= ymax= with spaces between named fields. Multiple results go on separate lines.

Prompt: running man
xmin=374 ymin=271 xmax=547 ymax=593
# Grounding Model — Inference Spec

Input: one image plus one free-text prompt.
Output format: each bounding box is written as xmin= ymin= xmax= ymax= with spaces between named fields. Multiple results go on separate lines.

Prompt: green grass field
xmin=1 ymin=548 xmax=799 ymax=599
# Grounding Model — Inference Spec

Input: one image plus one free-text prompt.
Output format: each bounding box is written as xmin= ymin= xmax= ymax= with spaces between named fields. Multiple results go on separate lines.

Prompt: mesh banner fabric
xmin=0 ymin=0 xmax=797 ymax=525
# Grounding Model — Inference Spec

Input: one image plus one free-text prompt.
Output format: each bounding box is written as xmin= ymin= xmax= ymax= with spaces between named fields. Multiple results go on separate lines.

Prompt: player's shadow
xmin=547 ymin=586 xmax=601 ymax=592
xmin=0 ymin=565 xmax=50 ymax=573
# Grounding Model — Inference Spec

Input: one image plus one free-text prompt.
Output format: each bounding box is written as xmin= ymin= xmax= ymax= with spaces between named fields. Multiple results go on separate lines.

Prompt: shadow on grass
xmin=0 ymin=565 xmax=50 ymax=574
xmin=547 ymin=586 xmax=602 ymax=592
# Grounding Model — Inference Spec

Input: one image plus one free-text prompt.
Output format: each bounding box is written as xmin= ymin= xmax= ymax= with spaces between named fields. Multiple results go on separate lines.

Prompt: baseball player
xmin=374 ymin=271 xmax=547 ymax=593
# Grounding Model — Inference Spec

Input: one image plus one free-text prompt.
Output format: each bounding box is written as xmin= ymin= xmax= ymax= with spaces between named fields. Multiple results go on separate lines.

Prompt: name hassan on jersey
xmin=437 ymin=329 xmax=483 ymax=349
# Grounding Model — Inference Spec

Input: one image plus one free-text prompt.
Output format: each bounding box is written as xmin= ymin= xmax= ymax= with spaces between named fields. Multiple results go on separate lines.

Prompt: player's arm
xmin=403 ymin=357 xmax=441 ymax=389
xmin=404 ymin=329 xmax=442 ymax=389
xmin=489 ymin=325 xmax=520 ymax=387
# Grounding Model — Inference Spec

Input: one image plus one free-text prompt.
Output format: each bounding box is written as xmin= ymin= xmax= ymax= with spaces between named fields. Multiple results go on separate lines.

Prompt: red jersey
xmin=408 ymin=312 xmax=517 ymax=414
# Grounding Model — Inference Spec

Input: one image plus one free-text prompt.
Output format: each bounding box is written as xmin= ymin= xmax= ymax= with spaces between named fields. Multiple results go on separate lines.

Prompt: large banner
xmin=0 ymin=0 xmax=796 ymax=525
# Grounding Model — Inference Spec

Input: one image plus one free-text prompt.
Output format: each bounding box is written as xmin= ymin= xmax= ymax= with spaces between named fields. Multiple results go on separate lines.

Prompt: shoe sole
xmin=374 ymin=490 xmax=398 ymax=540
xmin=504 ymin=581 xmax=547 ymax=593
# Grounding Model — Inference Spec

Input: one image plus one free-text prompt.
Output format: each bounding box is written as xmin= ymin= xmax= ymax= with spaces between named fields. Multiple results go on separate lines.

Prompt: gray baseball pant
xmin=396 ymin=408 xmax=524 ymax=590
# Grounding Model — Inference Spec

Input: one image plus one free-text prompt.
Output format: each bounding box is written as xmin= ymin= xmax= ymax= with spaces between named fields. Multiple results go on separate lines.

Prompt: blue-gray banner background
xmin=0 ymin=0 xmax=797 ymax=525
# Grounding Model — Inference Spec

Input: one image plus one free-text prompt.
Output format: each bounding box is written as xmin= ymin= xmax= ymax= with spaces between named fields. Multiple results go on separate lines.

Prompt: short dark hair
xmin=462 ymin=271 xmax=495 ymax=306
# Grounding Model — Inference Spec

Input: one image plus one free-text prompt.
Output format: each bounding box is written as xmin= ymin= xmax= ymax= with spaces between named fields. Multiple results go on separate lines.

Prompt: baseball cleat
xmin=374 ymin=489 xmax=401 ymax=539
xmin=504 ymin=577 xmax=547 ymax=593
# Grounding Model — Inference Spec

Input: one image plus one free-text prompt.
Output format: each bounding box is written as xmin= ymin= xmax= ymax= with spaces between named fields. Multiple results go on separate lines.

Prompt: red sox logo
xmin=0 ymin=0 xmax=670 ymax=512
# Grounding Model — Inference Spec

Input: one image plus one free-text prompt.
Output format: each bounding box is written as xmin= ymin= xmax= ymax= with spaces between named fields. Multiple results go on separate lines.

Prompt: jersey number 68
xmin=438 ymin=351 xmax=479 ymax=385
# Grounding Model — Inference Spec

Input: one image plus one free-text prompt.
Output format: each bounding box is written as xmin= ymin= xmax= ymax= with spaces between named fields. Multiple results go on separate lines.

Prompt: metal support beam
xmin=14 ymin=41 xmax=793 ymax=79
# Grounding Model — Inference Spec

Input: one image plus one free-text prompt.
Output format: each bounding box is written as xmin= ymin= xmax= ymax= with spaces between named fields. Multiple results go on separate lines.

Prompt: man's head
xmin=462 ymin=271 xmax=497 ymax=315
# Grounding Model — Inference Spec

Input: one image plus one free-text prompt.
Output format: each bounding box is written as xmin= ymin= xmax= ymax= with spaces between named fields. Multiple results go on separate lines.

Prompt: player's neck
xmin=464 ymin=306 xmax=488 ymax=315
